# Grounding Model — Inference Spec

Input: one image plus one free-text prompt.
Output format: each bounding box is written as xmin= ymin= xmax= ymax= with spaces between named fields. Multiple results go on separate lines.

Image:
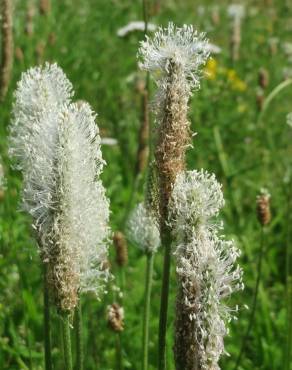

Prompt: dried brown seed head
xmin=258 ymin=68 xmax=269 ymax=89
xmin=15 ymin=47 xmax=24 ymax=62
xmin=135 ymin=90 xmax=149 ymax=175
xmin=256 ymin=189 xmax=271 ymax=226
xmin=107 ymin=303 xmax=124 ymax=332
xmin=113 ymin=231 xmax=128 ymax=267
xmin=48 ymin=32 xmax=56 ymax=46
xmin=40 ymin=0 xmax=51 ymax=15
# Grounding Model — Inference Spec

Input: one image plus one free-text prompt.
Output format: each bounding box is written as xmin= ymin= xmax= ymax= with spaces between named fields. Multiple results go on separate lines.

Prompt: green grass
xmin=0 ymin=0 xmax=292 ymax=369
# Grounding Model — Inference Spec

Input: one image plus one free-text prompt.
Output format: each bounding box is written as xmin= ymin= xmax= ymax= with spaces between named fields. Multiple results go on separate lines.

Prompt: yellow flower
xmin=226 ymin=69 xmax=247 ymax=92
xmin=237 ymin=103 xmax=248 ymax=113
xmin=226 ymin=69 xmax=237 ymax=82
xmin=204 ymin=58 xmax=218 ymax=80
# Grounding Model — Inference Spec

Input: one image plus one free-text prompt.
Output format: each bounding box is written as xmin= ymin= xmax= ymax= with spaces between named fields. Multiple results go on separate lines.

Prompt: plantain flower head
xmin=10 ymin=63 xmax=73 ymax=166
xmin=138 ymin=22 xmax=210 ymax=90
xmin=169 ymin=169 xmax=243 ymax=370
xmin=9 ymin=64 xmax=110 ymax=311
xmin=9 ymin=63 xmax=73 ymax=232
xmin=48 ymin=103 xmax=110 ymax=308
xmin=138 ymin=24 xmax=210 ymax=226
xmin=170 ymin=170 xmax=224 ymax=227
xmin=128 ymin=202 xmax=160 ymax=254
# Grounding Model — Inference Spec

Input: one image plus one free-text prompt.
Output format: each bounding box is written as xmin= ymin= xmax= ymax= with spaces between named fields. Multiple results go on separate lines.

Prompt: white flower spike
xmin=138 ymin=22 xmax=210 ymax=90
xmin=170 ymin=169 xmax=243 ymax=370
xmin=128 ymin=202 xmax=160 ymax=254
xmin=9 ymin=64 xmax=110 ymax=311
xmin=50 ymin=103 xmax=110 ymax=306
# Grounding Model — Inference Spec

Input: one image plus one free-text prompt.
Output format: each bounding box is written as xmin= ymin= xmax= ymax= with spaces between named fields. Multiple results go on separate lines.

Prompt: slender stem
xmin=121 ymin=0 xmax=151 ymax=229
xmin=257 ymin=78 xmax=292 ymax=127
xmin=61 ymin=311 xmax=73 ymax=370
xmin=0 ymin=0 xmax=14 ymax=101
xmin=75 ymin=301 xmax=84 ymax=370
xmin=285 ymin=183 xmax=292 ymax=370
xmin=120 ymin=268 xmax=126 ymax=303
xmin=116 ymin=333 xmax=123 ymax=370
xmin=213 ymin=125 xmax=230 ymax=177
xmin=234 ymin=227 xmax=265 ymax=370
xmin=43 ymin=264 xmax=52 ymax=370
xmin=142 ymin=0 xmax=149 ymax=34
xmin=158 ymin=229 xmax=172 ymax=370
xmin=121 ymin=173 xmax=142 ymax=229
xmin=142 ymin=252 xmax=154 ymax=370
xmin=142 ymin=0 xmax=152 ymax=159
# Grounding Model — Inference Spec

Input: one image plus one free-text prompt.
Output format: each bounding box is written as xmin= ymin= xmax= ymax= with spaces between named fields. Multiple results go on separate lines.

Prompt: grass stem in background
xmin=234 ymin=227 xmax=265 ymax=370
xmin=75 ymin=301 xmax=84 ymax=370
xmin=158 ymin=231 xmax=172 ymax=370
xmin=0 ymin=0 xmax=14 ymax=101
xmin=142 ymin=0 xmax=148 ymax=34
xmin=61 ymin=312 xmax=73 ymax=370
xmin=213 ymin=125 xmax=230 ymax=177
xmin=257 ymin=79 xmax=292 ymax=127
xmin=285 ymin=183 xmax=292 ymax=370
xmin=234 ymin=187 xmax=271 ymax=370
xmin=142 ymin=252 xmax=154 ymax=370
xmin=116 ymin=333 xmax=123 ymax=370
xmin=121 ymin=0 xmax=151 ymax=228
xmin=43 ymin=264 xmax=52 ymax=370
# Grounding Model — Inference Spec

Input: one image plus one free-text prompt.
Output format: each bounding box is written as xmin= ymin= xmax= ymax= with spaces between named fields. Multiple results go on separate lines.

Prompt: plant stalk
xmin=61 ymin=311 xmax=73 ymax=370
xmin=142 ymin=0 xmax=149 ymax=34
xmin=116 ymin=332 xmax=123 ymax=370
xmin=43 ymin=263 xmax=52 ymax=370
xmin=142 ymin=252 xmax=154 ymax=370
xmin=285 ymin=183 xmax=292 ymax=370
xmin=0 ymin=0 xmax=14 ymax=101
xmin=158 ymin=229 xmax=172 ymax=370
xmin=75 ymin=301 xmax=84 ymax=370
xmin=234 ymin=227 xmax=265 ymax=370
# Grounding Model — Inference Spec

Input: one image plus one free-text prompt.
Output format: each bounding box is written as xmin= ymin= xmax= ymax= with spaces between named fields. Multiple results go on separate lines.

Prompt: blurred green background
xmin=0 ymin=0 xmax=292 ymax=369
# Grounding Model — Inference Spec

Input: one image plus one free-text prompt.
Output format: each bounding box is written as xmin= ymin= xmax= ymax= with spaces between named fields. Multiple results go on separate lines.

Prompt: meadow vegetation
xmin=0 ymin=0 xmax=292 ymax=369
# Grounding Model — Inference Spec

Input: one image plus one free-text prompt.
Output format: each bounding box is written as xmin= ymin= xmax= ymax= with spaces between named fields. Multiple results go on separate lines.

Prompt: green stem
xmin=256 ymin=79 xmax=292 ymax=176
xmin=121 ymin=173 xmax=142 ymax=229
xmin=43 ymin=264 xmax=52 ymax=370
xmin=213 ymin=125 xmax=230 ymax=177
xmin=75 ymin=301 xmax=84 ymax=370
xmin=257 ymin=79 xmax=292 ymax=127
xmin=142 ymin=0 xmax=152 ymax=160
xmin=142 ymin=253 xmax=154 ymax=370
xmin=116 ymin=333 xmax=123 ymax=370
xmin=158 ymin=229 xmax=172 ymax=370
xmin=61 ymin=311 xmax=73 ymax=370
xmin=142 ymin=0 xmax=149 ymax=34
xmin=285 ymin=183 xmax=292 ymax=370
xmin=234 ymin=227 xmax=265 ymax=370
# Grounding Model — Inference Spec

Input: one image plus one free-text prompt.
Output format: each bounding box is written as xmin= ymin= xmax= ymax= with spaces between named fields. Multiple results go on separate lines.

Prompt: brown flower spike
xmin=139 ymin=23 xmax=210 ymax=370
xmin=107 ymin=303 xmax=124 ymax=332
xmin=113 ymin=231 xmax=128 ymax=267
xmin=256 ymin=189 xmax=271 ymax=226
